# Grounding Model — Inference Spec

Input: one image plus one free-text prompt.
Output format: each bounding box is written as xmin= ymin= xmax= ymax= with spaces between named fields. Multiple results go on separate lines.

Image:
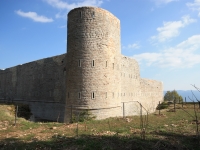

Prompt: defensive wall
xmin=0 ymin=54 xmax=67 ymax=122
xmin=120 ymin=56 xmax=163 ymax=117
xmin=0 ymin=7 xmax=163 ymax=122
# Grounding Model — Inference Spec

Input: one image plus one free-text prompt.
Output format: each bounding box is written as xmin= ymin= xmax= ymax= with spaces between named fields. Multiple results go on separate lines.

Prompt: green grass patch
xmin=1 ymin=103 xmax=200 ymax=149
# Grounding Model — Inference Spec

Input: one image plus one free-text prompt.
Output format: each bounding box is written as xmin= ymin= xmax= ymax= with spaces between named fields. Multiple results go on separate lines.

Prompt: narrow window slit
xmin=92 ymin=60 xmax=95 ymax=67
xmin=92 ymin=92 xmax=95 ymax=99
xmin=80 ymin=11 xmax=82 ymax=18
xmin=78 ymin=59 xmax=81 ymax=67
xmin=78 ymin=92 xmax=81 ymax=99
xmin=92 ymin=12 xmax=95 ymax=18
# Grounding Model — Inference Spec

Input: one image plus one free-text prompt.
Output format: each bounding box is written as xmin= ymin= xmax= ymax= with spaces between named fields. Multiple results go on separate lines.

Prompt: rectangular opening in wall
xmin=106 ymin=92 xmax=107 ymax=98
xmin=78 ymin=59 xmax=81 ymax=67
xmin=113 ymin=63 xmax=114 ymax=69
xmin=92 ymin=11 xmax=95 ymax=18
xmin=106 ymin=61 xmax=107 ymax=67
xmin=63 ymin=68 xmax=66 ymax=75
xmin=92 ymin=92 xmax=95 ymax=99
xmin=92 ymin=60 xmax=95 ymax=67
xmin=80 ymin=11 xmax=82 ymax=18
xmin=78 ymin=92 xmax=81 ymax=99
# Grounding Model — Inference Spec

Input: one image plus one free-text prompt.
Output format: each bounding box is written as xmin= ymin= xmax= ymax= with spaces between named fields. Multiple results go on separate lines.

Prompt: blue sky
xmin=0 ymin=0 xmax=200 ymax=91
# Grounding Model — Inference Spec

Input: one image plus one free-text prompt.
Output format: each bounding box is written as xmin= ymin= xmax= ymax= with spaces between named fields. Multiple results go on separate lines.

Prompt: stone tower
xmin=65 ymin=7 xmax=121 ymax=121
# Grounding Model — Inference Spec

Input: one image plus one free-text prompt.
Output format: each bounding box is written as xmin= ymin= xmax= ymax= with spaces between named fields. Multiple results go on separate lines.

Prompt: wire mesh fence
xmin=0 ymin=98 xmax=154 ymax=139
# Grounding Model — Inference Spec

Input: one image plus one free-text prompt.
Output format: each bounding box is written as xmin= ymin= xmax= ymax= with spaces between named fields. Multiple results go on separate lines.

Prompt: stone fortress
xmin=0 ymin=7 xmax=163 ymax=122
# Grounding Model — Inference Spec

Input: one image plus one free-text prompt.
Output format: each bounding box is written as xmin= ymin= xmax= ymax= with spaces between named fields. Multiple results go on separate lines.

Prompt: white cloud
xmin=44 ymin=0 xmax=103 ymax=10
xmin=123 ymin=43 xmax=140 ymax=50
xmin=15 ymin=10 xmax=53 ymax=23
xmin=55 ymin=12 xmax=67 ymax=19
xmin=187 ymin=0 xmax=200 ymax=17
xmin=187 ymin=0 xmax=200 ymax=9
xmin=153 ymin=0 xmax=179 ymax=5
xmin=151 ymin=15 xmax=196 ymax=43
xmin=58 ymin=25 xmax=66 ymax=28
xmin=133 ymin=35 xmax=200 ymax=68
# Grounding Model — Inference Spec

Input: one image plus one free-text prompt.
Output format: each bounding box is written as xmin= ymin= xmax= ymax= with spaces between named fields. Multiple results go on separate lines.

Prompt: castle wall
xmin=139 ymin=78 xmax=163 ymax=113
xmin=65 ymin=7 xmax=122 ymax=121
xmin=120 ymin=55 xmax=163 ymax=116
xmin=0 ymin=6 xmax=163 ymax=122
xmin=0 ymin=54 xmax=66 ymax=122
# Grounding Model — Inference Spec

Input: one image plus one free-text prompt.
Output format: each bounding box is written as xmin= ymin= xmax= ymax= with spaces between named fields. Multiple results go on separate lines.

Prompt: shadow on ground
xmin=0 ymin=131 xmax=200 ymax=150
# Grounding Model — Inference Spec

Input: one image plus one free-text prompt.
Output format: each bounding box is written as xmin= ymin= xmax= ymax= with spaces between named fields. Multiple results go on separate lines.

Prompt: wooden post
xmin=71 ymin=105 xmax=73 ymax=123
xmin=76 ymin=112 xmax=80 ymax=137
xmin=15 ymin=105 xmax=18 ymax=126
xmin=122 ymin=102 xmax=125 ymax=118
xmin=57 ymin=112 xmax=60 ymax=123
xmin=174 ymin=98 xmax=176 ymax=112
xmin=140 ymin=103 xmax=143 ymax=129
xmin=159 ymin=101 xmax=160 ymax=115
xmin=108 ymin=120 xmax=111 ymax=131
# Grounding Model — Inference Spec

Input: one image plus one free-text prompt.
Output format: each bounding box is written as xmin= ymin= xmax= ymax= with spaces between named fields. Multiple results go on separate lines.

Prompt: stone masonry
xmin=0 ymin=7 xmax=163 ymax=122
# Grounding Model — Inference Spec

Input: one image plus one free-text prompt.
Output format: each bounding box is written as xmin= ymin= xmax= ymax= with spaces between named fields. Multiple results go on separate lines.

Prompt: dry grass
xmin=0 ymin=103 xmax=200 ymax=149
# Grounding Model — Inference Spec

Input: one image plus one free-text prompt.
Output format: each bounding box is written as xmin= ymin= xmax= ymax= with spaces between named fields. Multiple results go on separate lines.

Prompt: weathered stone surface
xmin=0 ymin=54 xmax=66 ymax=121
xmin=0 ymin=7 xmax=163 ymax=122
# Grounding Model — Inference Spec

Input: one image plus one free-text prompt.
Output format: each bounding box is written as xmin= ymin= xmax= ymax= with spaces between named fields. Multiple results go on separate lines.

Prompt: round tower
xmin=65 ymin=7 xmax=121 ymax=121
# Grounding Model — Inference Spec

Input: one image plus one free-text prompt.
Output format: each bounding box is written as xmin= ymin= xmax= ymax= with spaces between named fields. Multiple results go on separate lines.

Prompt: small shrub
xmin=156 ymin=102 xmax=169 ymax=110
xmin=71 ymin=110 xmax=96 ymax=123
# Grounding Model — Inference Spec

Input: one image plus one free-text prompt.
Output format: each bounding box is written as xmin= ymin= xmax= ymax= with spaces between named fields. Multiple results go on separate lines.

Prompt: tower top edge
xmin=68 ymin=6 xmax=120 ymax=21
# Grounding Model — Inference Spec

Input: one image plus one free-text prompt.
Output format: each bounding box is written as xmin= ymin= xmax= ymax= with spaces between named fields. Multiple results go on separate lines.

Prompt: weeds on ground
xmin=0 ymin=103 xmax=200 ymax=149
